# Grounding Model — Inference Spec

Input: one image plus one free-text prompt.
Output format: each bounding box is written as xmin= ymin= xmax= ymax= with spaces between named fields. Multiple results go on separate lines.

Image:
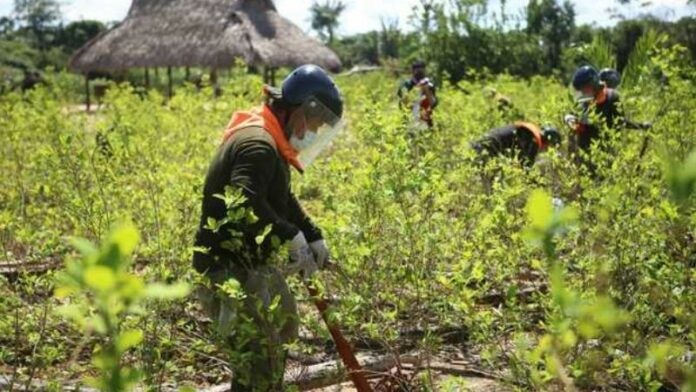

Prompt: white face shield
xmin=286 ymin=97 xmax=345 ymax=168
xmin=572 ymin=85 xmax=596 ymax=104
xmin=574 ymin=90 xmax=594 ymax=104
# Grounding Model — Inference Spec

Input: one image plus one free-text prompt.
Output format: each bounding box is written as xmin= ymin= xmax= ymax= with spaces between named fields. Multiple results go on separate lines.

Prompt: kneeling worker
xmin=471 ymin=121 xmax=562 ymax=167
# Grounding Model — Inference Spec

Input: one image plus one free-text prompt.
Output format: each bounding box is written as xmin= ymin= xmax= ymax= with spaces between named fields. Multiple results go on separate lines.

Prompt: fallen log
xmin=341 ymin=65 xmax=382 ymax=76
xmin=403 ymin=359 xmax=499 ymax=380
xmin=288 ymin=354 xmax=396 ymax=391
xmin=0 ymin=374 xmax=97 ymax=391
xmin=478 ymin=284 xmax=548 ymax=306
xmin=2 ymin=354 xmax=500 ymax=392
xmin=0 ymin=259 xmax=61 ymax=278
xmin=197 ymin=354 xmax=396 ymax=392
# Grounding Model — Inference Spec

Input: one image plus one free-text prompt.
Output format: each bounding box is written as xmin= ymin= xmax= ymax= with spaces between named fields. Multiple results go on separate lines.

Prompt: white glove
xmin=309 ymin=239 xmax=330 ymax=269
xmin=286 ymin=232 xmax=318 ymax=279
xmin=552 ymin=197 xmax=565 ymax=211
xmin=564 ymin=114 xmax=578 ymax=128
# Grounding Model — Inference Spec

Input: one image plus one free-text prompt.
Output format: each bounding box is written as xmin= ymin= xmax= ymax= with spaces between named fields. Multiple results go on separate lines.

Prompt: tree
xmin=56 ymin=20 xmax=106 ymax=54
xmin=0 ymin=39 xmax=39 ymax=70
xmin=673 ymin=17 xmax=696 ymax=63
xmin=0 ymin=16 xmax=15 ymax=38
xmin=378 ymin=18 xmax=401 ymax=59
xmin=309 ymin=0 xmax=346 ymax=45
xmin=526 ymin=0 xmax=576 ymax=72
xmin=414 ymin=0 xmax=494 ymax=83
xmin=614 ymin=19 xmax=647 ymax=71
xmin=334 ymin=32 xmax=379 ymax=66
xmin=13 ymin=0 xmax=61 ymax=51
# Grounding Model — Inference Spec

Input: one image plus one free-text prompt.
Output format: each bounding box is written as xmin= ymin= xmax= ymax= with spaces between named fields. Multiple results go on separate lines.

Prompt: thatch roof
xmin=69 ymin=0 xmax=341 ymax=73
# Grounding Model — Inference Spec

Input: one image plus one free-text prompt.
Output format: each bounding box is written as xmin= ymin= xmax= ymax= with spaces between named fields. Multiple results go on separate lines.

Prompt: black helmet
xmin=542 ymin=126 xmax=562 ymax=146
xmin=572 ymin=65 xmax=600 ymax=90
xmin=599 ymin=68 xmax=621 ymax=88
xmin=411 ymin=59 xmax=426 ymax=70
xmin=411 ymin=60 xmax=427 ymax=81
xmin=278 ymin=64 xmax=343 ymax=119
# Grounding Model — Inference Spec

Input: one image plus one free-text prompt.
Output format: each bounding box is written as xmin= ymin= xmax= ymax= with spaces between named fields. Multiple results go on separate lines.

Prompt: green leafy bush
xmin=0 ymin=44 xmax=694 ymax=389
xmin=55 ymin=223 xmax=189 ymax=391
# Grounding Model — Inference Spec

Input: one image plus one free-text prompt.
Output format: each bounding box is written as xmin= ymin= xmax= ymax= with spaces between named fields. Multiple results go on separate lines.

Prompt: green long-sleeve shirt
xmin=193 ymin=126 xmax=322 ymax=275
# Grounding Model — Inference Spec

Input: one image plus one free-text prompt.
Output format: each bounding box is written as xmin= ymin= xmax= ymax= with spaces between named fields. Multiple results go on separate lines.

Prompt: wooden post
xmin=144 ymin=67 xmax=150 ymax=88
xmin=210 ymin=68 xmax=219 ymax=96
xmin=167 ymin=66 xmax=173 ymax=98
xmin=185 ymin=67 xmax=190 ymax=81
xmin=85 ymin=74 xmax=91 ymax=112
xmin=270 ymin=67 xmax=276 ymax=85
xmin=263 ymin=66 xmax=269 ymax=84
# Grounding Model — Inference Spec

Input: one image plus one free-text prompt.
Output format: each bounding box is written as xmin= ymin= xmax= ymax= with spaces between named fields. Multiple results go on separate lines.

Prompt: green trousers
xmin=198 ymin=265 xmax=299 ymax=391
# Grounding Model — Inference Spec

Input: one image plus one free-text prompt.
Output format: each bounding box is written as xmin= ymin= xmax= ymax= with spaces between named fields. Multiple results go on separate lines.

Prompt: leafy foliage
xmin=526 ymin=0 xmax=576 ymax=71
xmin=0 ymin=42 xmax=695 ymax=390
xmin=564 ymin=34 xmax=616 ymax=73
xmin=55 ymin=223 xmax=190 ymax=391
xmin=309 ymin=0 xmax=346 ymax=45
xmin=622 ymin=29 xmax=666 ymax=89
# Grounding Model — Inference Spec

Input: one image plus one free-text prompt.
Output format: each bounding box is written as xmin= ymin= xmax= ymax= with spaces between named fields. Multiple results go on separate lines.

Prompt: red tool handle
xmin=305 ymin=282 xmax=372 ymax=392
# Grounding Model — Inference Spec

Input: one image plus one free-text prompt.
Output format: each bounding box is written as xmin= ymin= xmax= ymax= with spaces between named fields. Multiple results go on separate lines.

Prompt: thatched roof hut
xmin=69 ymin=0 xmax=342 ymax=73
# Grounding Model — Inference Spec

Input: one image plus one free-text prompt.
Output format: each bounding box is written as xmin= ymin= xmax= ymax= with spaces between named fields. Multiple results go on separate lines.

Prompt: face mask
xmin=289 ymin=130 xmax=317 ymax=151
xmin=574 ymin=87 xmax=595 ymax=104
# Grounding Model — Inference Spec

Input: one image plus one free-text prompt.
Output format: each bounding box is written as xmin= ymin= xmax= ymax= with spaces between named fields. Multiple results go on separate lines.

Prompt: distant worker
xmin=471 ymin=121 xmax=562 ymax=168
xmin=483 ymin=87 xmax=513 ymax=111
xmin=193 ymin=64 xmax=343 ymax=391
xmin=483 ymin=87 xmax=523 ymax=122
xmin=565 ymin=66 xmax=650 ymax=174
xmin=397 ymin=60 xmax=438 ymax=128
xmin=15 ymin=69 xmax=44 ymax=92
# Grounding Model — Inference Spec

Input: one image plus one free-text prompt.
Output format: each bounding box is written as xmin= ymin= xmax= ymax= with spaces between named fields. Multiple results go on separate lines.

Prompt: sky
xmin=0 ymin=0 xmax=693 ymax=36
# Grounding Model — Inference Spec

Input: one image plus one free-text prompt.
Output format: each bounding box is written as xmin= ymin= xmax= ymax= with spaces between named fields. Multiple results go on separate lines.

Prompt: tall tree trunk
xmin=167 ymin=67 xmax=173 ymax=99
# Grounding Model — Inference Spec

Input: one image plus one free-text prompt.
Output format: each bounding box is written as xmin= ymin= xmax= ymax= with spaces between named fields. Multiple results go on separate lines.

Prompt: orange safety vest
xmin=514 ymin=121 xmax=545 ymax=150
xmin=594 ymin=86 xmax=609 ymax=105
xmin=221 ymin=104 xmax=303 ymax=172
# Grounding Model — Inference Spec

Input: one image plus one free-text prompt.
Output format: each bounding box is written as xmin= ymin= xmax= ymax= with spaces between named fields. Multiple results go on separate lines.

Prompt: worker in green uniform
xmin=192 ymin=64 xmax=344 ymax=391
